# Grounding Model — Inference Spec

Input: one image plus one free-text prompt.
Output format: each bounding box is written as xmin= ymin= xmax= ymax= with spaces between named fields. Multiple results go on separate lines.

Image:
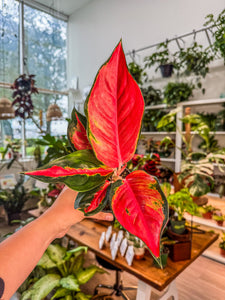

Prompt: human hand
xmin=44 ymin=186 xmax=113 ymax=238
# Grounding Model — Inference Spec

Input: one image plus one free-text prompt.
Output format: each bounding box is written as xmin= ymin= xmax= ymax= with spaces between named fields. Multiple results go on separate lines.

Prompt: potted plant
xmin=175 ymin=42 xmax=214 ymax=78
xmin=0 ymin=175 xmax=30 ymax=225
xmin=198 ymin=205 xmax=217 ymax=219
xmin=19 ymin=244 xmax=106 ymax=299
xmin=213 ymin=214 xmax=225 ymax=226
xmin=204 ymin=9 xmax=225 ymax=62
xmin=141 ymin=85 xmax=162 ymax=106
xmin=157 ymin=108 xmax=225 ymax=199
xmin=167 ymin=188 xmax=198 ymax=234
xmin=128 ymin=61 xmax=147 ymax=85
xmin=144 ymin=41 xmax=177 ymax=77
xmin=219 ymin=232 xmax=225 ymax=257
xmin=133 ymin=237 xmax=145 ymax=260
xmin=163 ymin=82 xmax=194 ymax=106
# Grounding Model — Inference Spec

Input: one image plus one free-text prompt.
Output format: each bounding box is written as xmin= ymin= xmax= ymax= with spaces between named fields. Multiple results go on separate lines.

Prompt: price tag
xmin=105 ymin=225 xmax=112 ymax=242
xmin=116 ymin=230 xmax=124 ymax=245
xmin=111 ymin=240 xmax=119 ymax=260
xmin=120 ymin=237 xmax=128 ymax=257
xmin=125 ymin=245 xmax=134 ymax=266
xmin=110 ymin=233 xmax=116 ymax=250
xmin=99 ymin=232 xmax=105 ymax=249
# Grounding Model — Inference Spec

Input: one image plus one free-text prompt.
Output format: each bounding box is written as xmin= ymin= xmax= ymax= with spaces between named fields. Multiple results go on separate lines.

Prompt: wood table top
xmin=66 ymin=219 xmax=218 ymax=291
xmin=29 ymin=209 xmax=218 ymax=291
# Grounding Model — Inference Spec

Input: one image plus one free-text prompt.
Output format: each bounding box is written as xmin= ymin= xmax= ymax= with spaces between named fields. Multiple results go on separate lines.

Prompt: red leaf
xmin=86 ymin=41 xmax=144 ymax=168
xmin=26 ymin=166 xmax=112 ymax=177
xmin=68 ymin=108 xmax=92 ymax=151
xmin=84 ymin=181 xmax=110 ymax=214
xmin=111 ymin=170 xmax=168 ymax=258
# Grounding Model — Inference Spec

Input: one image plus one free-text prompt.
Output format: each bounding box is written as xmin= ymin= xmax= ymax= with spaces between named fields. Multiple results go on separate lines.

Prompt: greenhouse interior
xmin=1 ymin=1 xmax=225 ymax=299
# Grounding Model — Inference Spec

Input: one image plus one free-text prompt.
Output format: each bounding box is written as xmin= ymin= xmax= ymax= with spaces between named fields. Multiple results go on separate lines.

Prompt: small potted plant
xmin=167 ymin=188 xmax=198 ymax=234
xmin=219 ymin=232 xmax=225 ymax=257
xmin=144 ymin=41 xmax=177 ymax=77
xmin=133 ymin=237 xmax=145 ymax=260
xmin=198 ymin=205 xmax=216 ymax=219
xmin=213 ymin=214 xmax=225 ymax=226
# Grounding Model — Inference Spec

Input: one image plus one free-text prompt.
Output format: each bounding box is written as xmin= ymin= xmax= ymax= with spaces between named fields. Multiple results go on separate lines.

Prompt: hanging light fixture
xmin=46 ymin=103 xmax=62 ymax=122
xmin=0 ymin=97 xmax=15 ymax=120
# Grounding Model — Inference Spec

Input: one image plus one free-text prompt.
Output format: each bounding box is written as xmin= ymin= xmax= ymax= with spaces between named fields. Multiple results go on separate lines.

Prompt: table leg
xmin=136 ymin=280 xmax=152 ymax=300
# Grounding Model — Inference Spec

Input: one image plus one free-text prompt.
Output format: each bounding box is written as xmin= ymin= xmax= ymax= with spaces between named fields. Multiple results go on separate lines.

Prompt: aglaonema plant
xmin=25 ymin=41 xmax=169 ymax=266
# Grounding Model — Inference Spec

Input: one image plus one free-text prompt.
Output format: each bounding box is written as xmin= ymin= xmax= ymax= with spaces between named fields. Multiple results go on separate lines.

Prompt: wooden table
xmin=66 ymin=219 xmax=218 ymax=298
xmin=29 ymin=210 xmax=218 ymax=299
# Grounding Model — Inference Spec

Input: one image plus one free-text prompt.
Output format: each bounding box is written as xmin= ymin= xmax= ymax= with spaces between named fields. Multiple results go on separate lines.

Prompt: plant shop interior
xmin=1 ymin=0 xmax=225 ymax=299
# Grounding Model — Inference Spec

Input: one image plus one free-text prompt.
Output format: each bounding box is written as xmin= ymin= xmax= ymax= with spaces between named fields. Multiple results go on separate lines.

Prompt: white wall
xmin=68 ymin=0 xmax=225 ymax=95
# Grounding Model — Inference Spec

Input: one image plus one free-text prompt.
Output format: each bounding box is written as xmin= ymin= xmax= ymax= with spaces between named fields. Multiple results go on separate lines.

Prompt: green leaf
xmin=47 ymin=244 xmax=67 ymax=265
xmin=76 ymin=265 xmax=106 ymax=285
xmin=189 ymin=176 xmax=210 ymax=197
xmin=51 ymin=288 xmax=71 ymax=299
xmin=75 ymin=292 xmax=92 ymax=300
xmin=64 ymin=246 xmax=88 ymax=261
xmin=60 ymin=275 xmax=80 ymax=291
xmin=21 ymin=290 xmax=33 ymax=300
xmin=37 ymin=252 xmax=57 ymax=269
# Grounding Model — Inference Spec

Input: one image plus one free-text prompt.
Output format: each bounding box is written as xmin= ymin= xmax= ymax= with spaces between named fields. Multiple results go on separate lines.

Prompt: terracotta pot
xmin=220 ymin=248 xmax=225 ymax=257
xmin=216 ymin=220 xmax=224 ymax=226
xmin=192 ymin=195 xmax=208 ymax=206
xmin=202 ymin=211 xmax=213 ymax=219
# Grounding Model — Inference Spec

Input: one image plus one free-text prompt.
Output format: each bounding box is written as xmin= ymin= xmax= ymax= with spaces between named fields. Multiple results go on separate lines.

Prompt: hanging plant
xmin=25 ymin=41 xmax=169 ymax=265
xmin=204 ymin=9 xmax=225 ymax=61
xmin=11 ymin=74 xmax=38 ymax=119
xmin=176 ymin=42 xmax=214 ymax=78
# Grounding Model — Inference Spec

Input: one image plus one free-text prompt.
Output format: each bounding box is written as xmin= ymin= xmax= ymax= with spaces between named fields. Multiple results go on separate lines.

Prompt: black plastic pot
xmin=7 ymin=212 xmax=21 ymax=225
xmin=159 ymin=64 xmax=173 ymax=78
xmin=170 ymin=218 xmax=186 ymax=234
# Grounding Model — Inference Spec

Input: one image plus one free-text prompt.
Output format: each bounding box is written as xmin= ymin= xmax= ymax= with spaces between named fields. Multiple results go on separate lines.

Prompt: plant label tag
xmin=120 ymin=237 xmax=128 ymax=257
xmin=110 ymin=233 xmax=116 ymax=250
xmin=105 ymin=225 xmax=112 ymax=242
xmin=125 ymin=245 xmax=134 ymax=266
xmin=99 ymin=232 xmax=105 ymax=249
xmin=111 ymin=240 xmax=119 ymax=260
xmin=116 ymin=230 xmax=124 ymax=245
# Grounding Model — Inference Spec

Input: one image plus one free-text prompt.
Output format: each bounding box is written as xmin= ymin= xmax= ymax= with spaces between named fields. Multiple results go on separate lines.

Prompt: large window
xmin=0 ymin=0 xmax=68 ymax=155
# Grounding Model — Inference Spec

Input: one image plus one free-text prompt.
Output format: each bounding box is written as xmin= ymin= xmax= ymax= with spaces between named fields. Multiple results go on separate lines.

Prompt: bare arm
xmin=0 ymin=187 xmax=113 ymax=299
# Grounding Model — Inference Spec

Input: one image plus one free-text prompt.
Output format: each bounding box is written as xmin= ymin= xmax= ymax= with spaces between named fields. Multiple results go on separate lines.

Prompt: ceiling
xmin=33 ymin=0 xmax=93 ymax=16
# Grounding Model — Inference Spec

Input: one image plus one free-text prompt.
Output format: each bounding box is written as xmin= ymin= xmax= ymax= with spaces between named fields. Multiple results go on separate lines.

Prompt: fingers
xmin=88 ymin=211 xmax=114 ymax=222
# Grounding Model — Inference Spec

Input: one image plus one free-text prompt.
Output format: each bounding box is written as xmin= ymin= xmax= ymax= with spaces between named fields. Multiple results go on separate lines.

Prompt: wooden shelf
xmin=141 ymin=131 xmax=176 ymax=135
xmin=184 ymin=214 xmax=225 ymax=231
xmin=161 ymin=158 xmax=175 ymax=162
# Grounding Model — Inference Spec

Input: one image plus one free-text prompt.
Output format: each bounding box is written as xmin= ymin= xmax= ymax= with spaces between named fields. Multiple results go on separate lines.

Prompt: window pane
xmin=0 ymin=0 xmax=19 ymax=83
xmin=24 ymin=5 xmax=67 ymax=91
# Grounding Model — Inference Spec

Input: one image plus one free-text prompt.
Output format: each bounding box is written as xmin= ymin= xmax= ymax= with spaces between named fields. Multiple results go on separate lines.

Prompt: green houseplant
xmin=157 ymin=108 xmax=225 ymax=198
xmin=163 ymin=82 xmax=194 ymax=106
xmin=212 ymin=214 xmax=224 ymax=226
xmin=144 ymin=41 xmax=177 ymax=77
xmin=219 ymin=231 xmax=225 ymax=257
xmin=141 ymin=85 xmax=162 ymax=106
xmin=128 ymin=61 xmax=147 ymax=85
xmin=25 ymin=41 xmax=169 ymax=266
xmin=0 ymin=175 xmax=30 ymax=225
xmin=198 ymin=205 xmax=217 ymax=219
xmin=20 ymin=244 xmax=106 ymax=299
xmin=167 ymin=188 xmax=198 ymax=234
xmin=204 ymin=9 xmax=225 ymax=62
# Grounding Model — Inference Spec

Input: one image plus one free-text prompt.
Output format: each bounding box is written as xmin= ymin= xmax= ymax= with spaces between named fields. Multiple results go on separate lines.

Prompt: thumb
xmin=88 ymin=211 xmax=114 ymax=222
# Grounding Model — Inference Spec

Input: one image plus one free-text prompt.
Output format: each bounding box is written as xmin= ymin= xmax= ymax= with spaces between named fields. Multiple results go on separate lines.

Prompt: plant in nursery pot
xmin=20 ymin=244 xmax=106 ymax=299
xmin=212 ymin=214 xmax=225 ymax=226
xmin=198 ymin=205 xmax=217 ymax=219
xmin=167 ymin=188 xmax=198 ymax=234
xmin=219 ymin=231 xmax=225 ymax=257
xmin=144 ymin=41 xmax=177 ymax=77
xmin=25 ymin=41 xmax=169 ymax=267
xmin=153 ymin=244 xmax=169 ymax=269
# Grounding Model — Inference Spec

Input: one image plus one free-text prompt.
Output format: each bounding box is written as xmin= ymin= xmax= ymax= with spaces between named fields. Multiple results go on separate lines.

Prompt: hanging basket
xmin=0 ymin=97 xmax=15 ymax=120
xmin=46 ymin=104 xmax=62 ymax=122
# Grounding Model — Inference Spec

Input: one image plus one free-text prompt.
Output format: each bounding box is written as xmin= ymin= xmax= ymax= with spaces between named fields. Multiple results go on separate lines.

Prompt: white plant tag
xmin=105 ymin=225 xmax=112 ymax=242
xmin=99 ymin=232 xmax=105 ymax=249
xmin=120 ymin=237 xmax=128 ymax=257
xmin=111 ymin=240 xmax=119 ymax=260
xmin=125 ymin=245 xmax=134 ymax=266
xmin=116 ymin=230 xmax=124 ymax=246
xmin=110 ymin=233 xmax=116 ymax=250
